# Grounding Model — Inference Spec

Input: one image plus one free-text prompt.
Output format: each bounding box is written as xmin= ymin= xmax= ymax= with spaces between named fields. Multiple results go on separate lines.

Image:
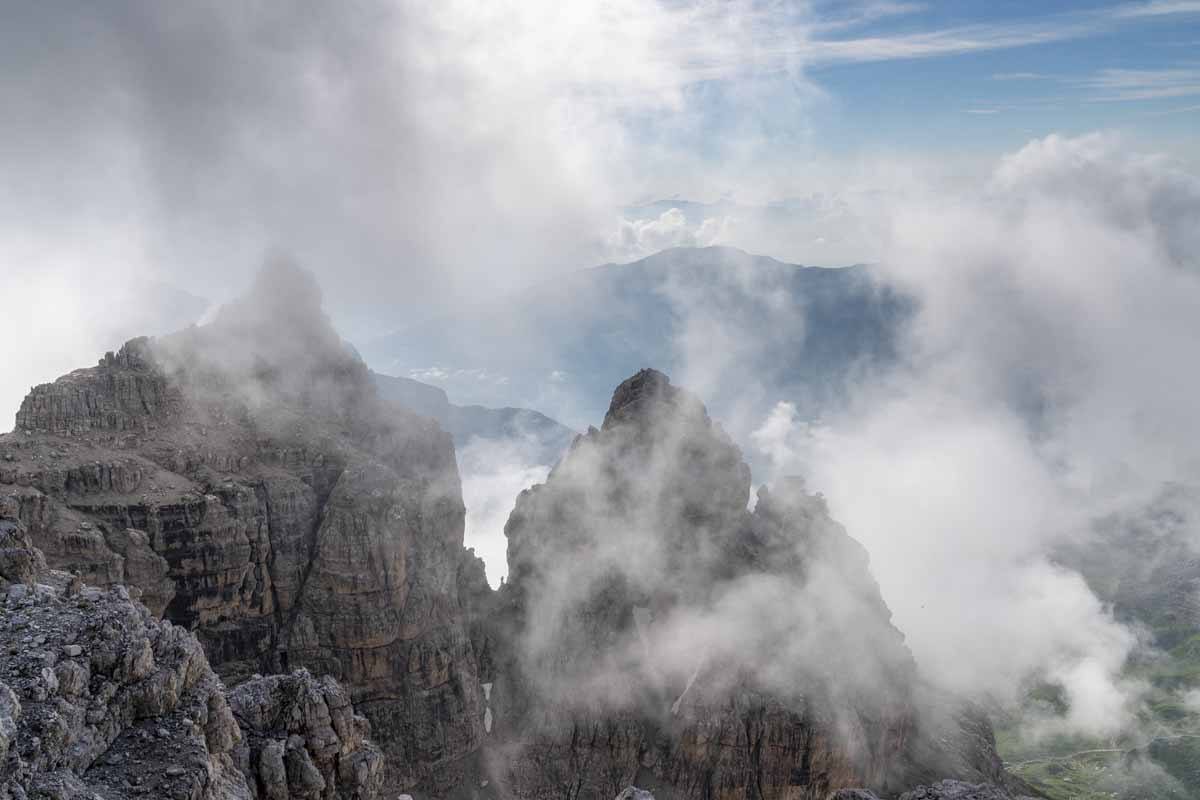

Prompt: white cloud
xmin=606 ymin=208 xmax=734 ymax=261
xmin=1078 ymin=67 xmax=1200 ymax=102
xmin=1113 ymin=0 xmax=1200 ymax=17
xmin=458 ymin=436 xmax=554 ymax=588
xmin=806 ymin=2 xmax=1200 ymax=66
xmin=739 ymin=133 xmax=1200 ymax=735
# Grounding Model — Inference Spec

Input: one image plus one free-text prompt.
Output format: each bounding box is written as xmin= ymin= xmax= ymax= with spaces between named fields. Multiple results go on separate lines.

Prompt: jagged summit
xmin=601 ymin=367 xmax=708 ymax=432
xmin=1 ymin=263 xmax=483 ymax=790
xmin=478 ymin=368 xmax=1024 ymax=799
xmin=507 ymin=368 xmax=751 ymax=601
xmin=14 ymin=259 xmax=396 ymax=447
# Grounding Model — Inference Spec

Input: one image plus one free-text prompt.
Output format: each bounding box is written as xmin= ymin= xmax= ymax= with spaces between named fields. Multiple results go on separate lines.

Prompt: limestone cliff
xmin=1 ymin=261 xmax=482 ymax=791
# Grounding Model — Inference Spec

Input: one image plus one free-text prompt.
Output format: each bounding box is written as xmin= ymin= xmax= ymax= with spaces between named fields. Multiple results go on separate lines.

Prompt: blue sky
xmin=802 ymin=0 xmax=1199 ymax=157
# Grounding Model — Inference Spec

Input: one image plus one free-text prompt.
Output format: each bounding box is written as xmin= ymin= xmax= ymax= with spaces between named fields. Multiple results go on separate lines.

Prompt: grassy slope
xmin=997 ymin=626 xmax=1200 ymax=798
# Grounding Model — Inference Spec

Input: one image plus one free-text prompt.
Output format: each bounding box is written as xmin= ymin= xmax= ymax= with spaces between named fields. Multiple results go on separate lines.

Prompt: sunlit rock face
xmin=0 ymin=261 xmax=483 ymax=791
xmin=478 ymin=369 xmax=1023 ymax=800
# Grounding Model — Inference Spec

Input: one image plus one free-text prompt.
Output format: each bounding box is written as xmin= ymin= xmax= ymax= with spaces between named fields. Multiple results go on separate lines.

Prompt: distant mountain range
xmin=362 ymin=245 xmax=913 ymax=431
xmin=371 ymin=371 xmax=576 ymax=464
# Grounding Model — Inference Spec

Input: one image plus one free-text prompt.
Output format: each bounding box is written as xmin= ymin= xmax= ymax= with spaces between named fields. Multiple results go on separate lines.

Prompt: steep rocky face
xmin=478 ymin=369 xmax=1023 ymax=800
xmin=1 ymin=261 xmax=482 ymax=791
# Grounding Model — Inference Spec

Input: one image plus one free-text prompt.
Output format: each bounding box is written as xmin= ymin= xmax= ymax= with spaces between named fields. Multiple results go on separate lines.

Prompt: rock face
xmin=229 ymin=670 xmax=384 ymax=800
xmin=0 ymin=516 xmax=249 ymax=800
xmin=0 ymin=510 xmax=384 ymax=800
xmin=478 ymin=369 xmax=1026 ymax=800
xmin=1 ymin=261 xmax=482 ymax=791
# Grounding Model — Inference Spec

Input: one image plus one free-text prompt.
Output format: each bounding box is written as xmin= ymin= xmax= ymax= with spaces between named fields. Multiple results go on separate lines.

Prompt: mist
xmin=741 ymin=133 xmax=1200 ymax=736
xmin=0 ymin=0 xmax=814 ymax=424
xmin=6 ymin=0 xmax=1200 ymax=781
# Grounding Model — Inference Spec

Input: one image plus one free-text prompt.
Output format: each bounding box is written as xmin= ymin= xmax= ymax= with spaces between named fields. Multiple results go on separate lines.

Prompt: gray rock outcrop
xmin=0 ymin=518 xmax=249 ymax=799
xmin=0 ymin=509 xmax=384 ymax=800
xmin=230 ymin=670 xmax=384 ymax=800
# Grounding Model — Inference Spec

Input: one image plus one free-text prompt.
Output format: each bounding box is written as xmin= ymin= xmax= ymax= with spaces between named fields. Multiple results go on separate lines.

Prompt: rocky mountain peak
xmin=601 ymin=367 xmax=706 ymax=432
xmin=506 ymin=369 xmax=750 ymax=600
xmin=472 ymin=368 xmax=1034 ymax=799
xmin=2 ymin=264 xmax=481 ymax=792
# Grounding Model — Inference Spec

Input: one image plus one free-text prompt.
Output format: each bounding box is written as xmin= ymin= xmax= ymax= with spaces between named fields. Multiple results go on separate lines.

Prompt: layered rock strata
xmin=1 ymin=262 xmax=481 ymax=790
xmin=0 ymin=509 xmax=384 ymax=800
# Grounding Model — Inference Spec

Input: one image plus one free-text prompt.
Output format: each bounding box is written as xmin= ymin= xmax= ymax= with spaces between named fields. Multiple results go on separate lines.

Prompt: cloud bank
xmin=743 ymin=133 xmax=1200 ymax=734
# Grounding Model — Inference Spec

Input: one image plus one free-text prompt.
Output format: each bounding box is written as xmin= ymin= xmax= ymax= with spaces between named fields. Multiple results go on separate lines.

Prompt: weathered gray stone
xmin=0 ymin=554 xmax=249 ymax=798
xmin=229 ymin=669 xmax=384 ymax=800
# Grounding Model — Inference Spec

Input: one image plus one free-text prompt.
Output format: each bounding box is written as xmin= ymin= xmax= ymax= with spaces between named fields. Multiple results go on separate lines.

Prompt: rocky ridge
xmin=4 ymin=260 xmax=1035 ymax=799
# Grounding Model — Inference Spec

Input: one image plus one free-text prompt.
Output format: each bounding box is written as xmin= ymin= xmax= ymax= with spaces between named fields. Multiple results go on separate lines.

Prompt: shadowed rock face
xmin=1 ymin=261 xmax=482 ymax=791
xmin=478 ymin=369 xmax=1025 ymax=800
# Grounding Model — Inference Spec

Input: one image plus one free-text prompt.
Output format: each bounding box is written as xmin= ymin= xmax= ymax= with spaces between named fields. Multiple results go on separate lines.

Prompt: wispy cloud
xmin=1112 ymin=0 xmax=1200 ymax=18
xmin=991 ymin=72 xmax=1051 ymax=81
xmin=1143 ymin=101 xmax=1200 ymax=114
xmin=964 ymin=108 xmax=1002 ymax=114
xmin=809 ymin=20 xmax=1092 ymax=65
xmin=806 ymin=1 xmax=1200 ymax=67
xmin=1079 ymin=68 xmax=1200 ymax=101
xmin=812 ymin=1 xmax=927 ymax=33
